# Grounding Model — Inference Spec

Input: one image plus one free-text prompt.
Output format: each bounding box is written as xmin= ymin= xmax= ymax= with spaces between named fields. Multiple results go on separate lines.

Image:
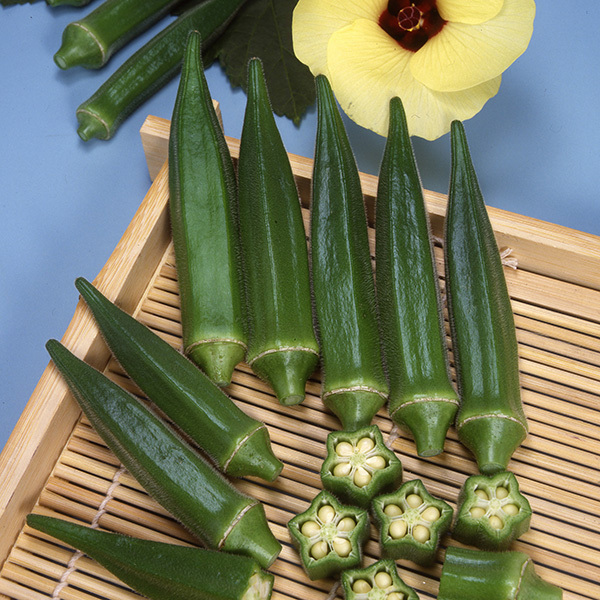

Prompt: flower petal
xmin=410 ymin=0 xmax=535 ymax=92
xmin=292 ymin=0 xmax=385 ymax=76
xmin=326 ymin=19 xmax=501 ymax=140
xmin=437 ymin=0 xmax=504 ymax=24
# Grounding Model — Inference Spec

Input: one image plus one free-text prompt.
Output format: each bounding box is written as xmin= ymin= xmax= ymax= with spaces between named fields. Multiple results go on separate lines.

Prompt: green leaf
xmin=206 ymin=0 xmax=315 ymax=125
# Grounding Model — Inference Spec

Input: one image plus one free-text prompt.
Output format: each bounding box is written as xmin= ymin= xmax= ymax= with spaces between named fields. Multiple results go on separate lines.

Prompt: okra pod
xmin=341 ymin=559 xmax=419 ymax=600
xmin=376 ymin=96 xmax=459 ymax=457
xmin=27 ymin=514 xmax=274 ymax=600
xmin=47 ymin=0 xmax=94 ymax=7
xmin=438 ymin=546 xmax=563 ymax=600
xmin=46 ymin=339 xmax=281 ymax=568
xmin=169 ymin=31 xmax=247 ymax=386
xmin=287 ymin=490 xmax=369 ymax=581
xmin=54 ymin=0 xmax=181 ymax=70
xmin=76 ymin=0 xmax=245 ymax=141
xmin=75 ymin=277 xmax=282 ymax=482
xmin=452 ymin=471 xmax=532 ymax=550
xmin=444 ymin=120 xmax=528 ymax=475
xmin=320 ymin=424 xmax=402 ymax=509
xmin=372 ymin=478 xmax=453 ymax=566
xmin=310 ymin=74 xmax=388 ymax=431
xmin=237 ymin=58 xmax=319 ymax=405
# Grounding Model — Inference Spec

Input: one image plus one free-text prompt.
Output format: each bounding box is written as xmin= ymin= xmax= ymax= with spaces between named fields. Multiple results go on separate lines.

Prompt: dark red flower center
xmin=379 ymin=1 xmax=446 ymax=52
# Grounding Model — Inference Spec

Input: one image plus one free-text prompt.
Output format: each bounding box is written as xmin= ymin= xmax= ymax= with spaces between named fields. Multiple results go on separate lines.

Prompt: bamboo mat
xmin=1 ymin=120 xmax=599 ymax=600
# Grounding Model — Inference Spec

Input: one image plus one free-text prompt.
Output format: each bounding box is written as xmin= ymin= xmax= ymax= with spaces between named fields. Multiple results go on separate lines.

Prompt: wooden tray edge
xmin=0 ymin=163 xmax=172 ymax=563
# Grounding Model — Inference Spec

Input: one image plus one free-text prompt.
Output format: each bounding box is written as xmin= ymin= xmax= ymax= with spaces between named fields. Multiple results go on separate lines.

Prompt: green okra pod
xmin=438 ymin=546 xmax=563 ymax=600
xmin=371 ymin=478 xmax=453 ymax=566
xmin=341 ymin=559 xmax=419 ymax=600
xmin=310 ymin=74 xmax=388 ymax=431
xmin=27 ymin=514 xmax=274 ymax=600
xmin=237 ymin=58 xmax=319 ymax=405
xmin=54 ymin=0 xmax=182 ymax=70
xmin=452 ymin=471 xmax=532 ymax=550
xmin=376 ymin=96 xmax=459 ymax=458
xmin=287 ymin=490 xmax=370 ymax=581
xmin=47 ymin=0 xmax=94 ymax=7
xmin=169 ymin=30 xmax=247 ymax=387
xmin=76 ymin=0 xmax=246 ymax=141
xmin=75 ymin=277 xmax=281 ymax=482
xmin=444 ymin=120 xmax=528 ymax=475
xmin=46 ymin=339 xmax=281 ymax=568
xmin=320 ymin=424 xmax=402 ymax=509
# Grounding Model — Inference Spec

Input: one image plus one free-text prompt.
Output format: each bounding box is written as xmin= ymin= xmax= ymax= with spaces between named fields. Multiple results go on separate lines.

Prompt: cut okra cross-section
xmin=320 ymin=425 xmax=403 ymax=508
xmin=287 ymin=490 xmax=369 ymax=581
xmin=341 ymin=559 xmax=420 ymax=600
xmin=453 ymin=471 xmax=532 ymax=551
xmin=372 ymin=479 xmax=453 ymax=566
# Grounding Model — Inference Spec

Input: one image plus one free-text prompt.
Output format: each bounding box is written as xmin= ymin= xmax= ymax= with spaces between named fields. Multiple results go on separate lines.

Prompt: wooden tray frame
xmin=1 ymin=114 xmax=599 ymax=600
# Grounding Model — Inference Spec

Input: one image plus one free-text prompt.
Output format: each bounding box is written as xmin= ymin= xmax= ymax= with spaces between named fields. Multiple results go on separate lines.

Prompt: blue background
xmin=1 ymin=2 xmax=599 ymax=451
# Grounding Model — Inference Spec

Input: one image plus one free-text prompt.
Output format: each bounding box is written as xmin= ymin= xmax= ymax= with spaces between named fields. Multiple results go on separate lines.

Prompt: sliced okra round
xmin=287 ymin=490 xmax=369 ymax=581
xmin=372 ymin=479 xmax=453 ymax=566
xmin=320 ymin=425 xmax=402 ymax=508
xmin=453 ymin=471 xmax=532 ymax=551
xmin=341 ymin=559 xmax=420 ymax=600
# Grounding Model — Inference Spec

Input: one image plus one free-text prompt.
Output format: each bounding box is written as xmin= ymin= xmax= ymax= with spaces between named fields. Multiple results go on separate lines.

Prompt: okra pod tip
xmin=225 ymin=424 xmax=283 ymax=482
xmin=187 ymin=340 xmax=247 ymax=388
xmin=251 ymin=350 xmax=318 ymax=406
xmin=394 ymin=400 xmax=458 ymax=458
xmin=324 ymin=389 xmax=387 ymax=432
xmin=54 ymin=25 xmax=103 ymax=70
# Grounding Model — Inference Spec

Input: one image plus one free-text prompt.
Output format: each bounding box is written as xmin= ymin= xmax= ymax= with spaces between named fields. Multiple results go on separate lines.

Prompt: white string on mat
xmin=325 ymin=580 xmax=341 ymax=600
xmin=50 ymin=465 xmax=127 ymax=599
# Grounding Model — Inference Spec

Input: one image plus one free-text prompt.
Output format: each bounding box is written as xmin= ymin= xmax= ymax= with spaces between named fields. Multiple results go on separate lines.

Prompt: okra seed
xmin=384 ymin=504 xmax=403 ymax=517
xmin=366 ymin=455 xmax=387 ymax=470
xmin=387 ymin=593 xmax=405 ymax=600
xmin=310 ymin=540 xmax=329 ymax=559
xmin=470 ymin=506 xmax=486 ymax=519
xmin=413 ymin=524 xmax=430 ymax=543
xmin=301 ymin=520 xmax=321 ymax=537
xmin=353 ymin=467 xmax=372 ymax=487
xmin=421 ymin=506 xmax=441 ymax=522
xmin=503 ymin=503 xmax=520 ymax=516
xmin=332 ymin=537 xmax=352 ymax=557
xmin=488 ymin=515 xmax=504 ymax=530
xmin=318 ymin=505 xmax=336 ymax=523
xmin=337 ymin=517 xmax=357 ymax=532
xmin=474 ymin=488 xmax=489 ymax=501
xmin=389 ymin=519 xmax=408 ymax=539
xmin=495 ymin=486 xmax=509 ymax=499
xmin=333 ymin=462 xmax=353 ymax=477
xmin=374 ymin=571 xmax=393 ymax=588
xmin=352 ymin=579 xmax=372 ymax=593
xmin=336 ymin=441 xmax=354 ymax=457
xmin=406 ymin=494 xmax=423 ymax=508
xmin=357 ymin=437 xmax=375 ymax=453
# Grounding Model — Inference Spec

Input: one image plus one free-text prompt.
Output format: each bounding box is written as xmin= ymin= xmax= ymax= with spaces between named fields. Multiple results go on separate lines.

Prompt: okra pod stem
xmin=310 ymin=74 xmax=388 ymax=431
xmin=76 ymin=0 xmax=246 ymax=141
xmin=75 ymin=277 xmax=282 ymax=482
xmin=444 ymin=120 xmax=528 ymax=475
xmin=438 ymin=546 xmax=563 ymax=599
xmin=46 ymin=339 xmax=281 ymax=568
xmin=27 ymin=514 xmax=274 ymax=600
xmin=169 ymin=31 xmax=247 ymax=386
xmin=54 ymin=0 xmax=181 ymax=70
xmin=376 ymin=97 xmax=459 ymax=457
xmin=237 ymin=58 xmax=319 ymax=405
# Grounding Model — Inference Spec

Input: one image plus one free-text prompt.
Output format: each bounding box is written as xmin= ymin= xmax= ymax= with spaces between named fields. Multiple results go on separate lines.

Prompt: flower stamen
xmin=398 ymin=6 xmax=423 ymax=32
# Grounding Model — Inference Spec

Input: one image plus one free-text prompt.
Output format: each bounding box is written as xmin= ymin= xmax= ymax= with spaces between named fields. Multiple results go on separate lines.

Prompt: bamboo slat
xmin=1 ymin=114 xmax=599 ymax=600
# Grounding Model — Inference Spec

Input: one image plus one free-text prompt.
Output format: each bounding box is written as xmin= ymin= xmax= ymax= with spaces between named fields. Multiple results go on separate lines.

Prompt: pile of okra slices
xmin=29 ymin=32 xmax=563 ymax=600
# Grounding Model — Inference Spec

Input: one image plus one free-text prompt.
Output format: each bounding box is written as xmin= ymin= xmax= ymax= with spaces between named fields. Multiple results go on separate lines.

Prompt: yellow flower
xmin=292 ymin=0 xmax=535 ymax=140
